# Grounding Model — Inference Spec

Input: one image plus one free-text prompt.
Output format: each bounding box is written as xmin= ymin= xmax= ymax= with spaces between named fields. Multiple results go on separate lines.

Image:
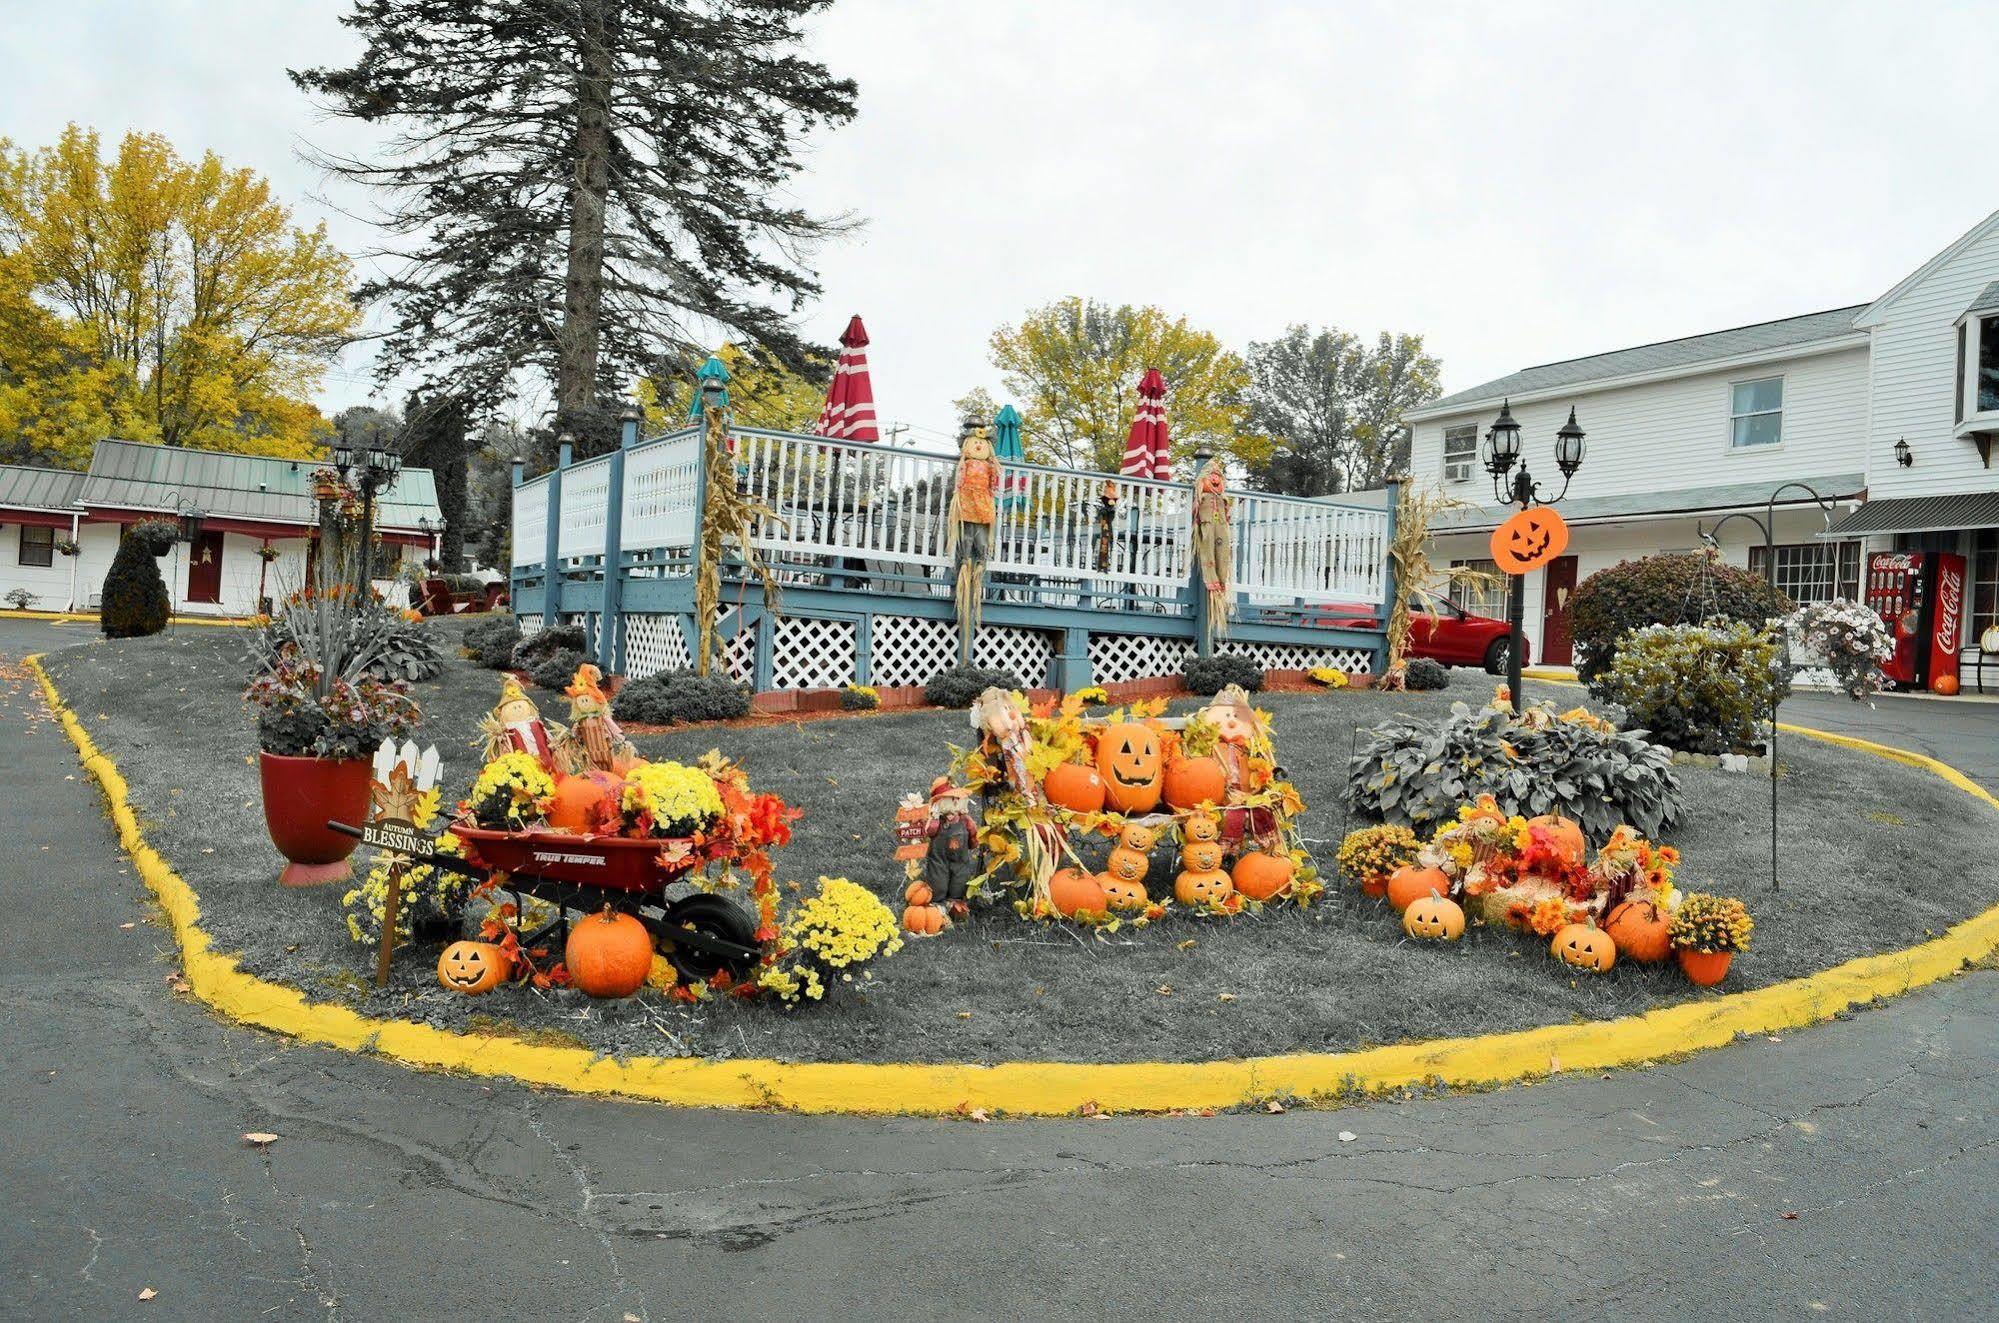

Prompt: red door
xmin=1540 ymin=556 xmax=1578 ymax=667
xmin=187 ymin=530 xmax=224 ymax=605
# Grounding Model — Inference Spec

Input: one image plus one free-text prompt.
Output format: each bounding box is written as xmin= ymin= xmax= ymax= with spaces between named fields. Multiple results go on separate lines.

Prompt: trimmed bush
xmin=612 ymin=668 xmax=753 ymax=725
xmin=1403 ymin=656 xmax=1451 ymax=691
xmin=923 ymin=664 xmax=1024 ymax=709
xmin=463 ymin=616 xmax=524 ymax=669
xmin=1569 ymin=552 xmax=1790 ymax=686
xmin=839 ymin=685 xmax=881 ymax=711
xmin=527 ymin=646 xmax=591 ymax=693
xmin=512 ymin=624 xmax=585 ymax=672
xmin=100 ymin=519 xmax=177 ymax=638
xmin=1184 ymin=653 xmax=1264 ymax=695
xmin=1595 ymin=621 xmax=1789 ymax=754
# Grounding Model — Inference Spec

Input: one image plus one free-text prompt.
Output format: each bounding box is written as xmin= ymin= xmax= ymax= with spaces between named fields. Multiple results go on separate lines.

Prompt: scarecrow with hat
xmin=921 ymin=775 xmax=979 ymax=917
xmin=480 ymin=676 xmax=564 ymax=771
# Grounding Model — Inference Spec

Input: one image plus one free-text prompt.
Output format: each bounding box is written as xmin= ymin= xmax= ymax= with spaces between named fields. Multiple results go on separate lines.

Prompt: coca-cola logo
xmin=1935 ymin=563 xmax=1963 ymax=649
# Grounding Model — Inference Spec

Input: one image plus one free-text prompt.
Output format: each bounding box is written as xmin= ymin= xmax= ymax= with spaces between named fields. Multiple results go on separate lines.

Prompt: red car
xmin=1314 ymin=593 xmax=1526 ymax=674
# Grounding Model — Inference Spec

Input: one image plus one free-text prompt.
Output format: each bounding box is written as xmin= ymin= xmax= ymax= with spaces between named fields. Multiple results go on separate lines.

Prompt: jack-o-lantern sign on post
xmin=1478 ymin=399 xmax=1587 ymax=715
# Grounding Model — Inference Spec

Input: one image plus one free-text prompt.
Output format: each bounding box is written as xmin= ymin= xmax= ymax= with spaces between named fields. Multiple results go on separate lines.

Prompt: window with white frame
xmin=1959 ymin=314 xmax=1999 ymax=422
xmin=1747 ymin=540 xmax=1861 ymax=605
xmin=1729 ymin=377 xmax=1784 ymax=448
xmin=1442 ymin=425 xmax=1477 ymax=482
xmin=1970 ymin=530 xmax=1997 ymax=648
xmin=1448 ymin=557 xmax=1506 ymax=619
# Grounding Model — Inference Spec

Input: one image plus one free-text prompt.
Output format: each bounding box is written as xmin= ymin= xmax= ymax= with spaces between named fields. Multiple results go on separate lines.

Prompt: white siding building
xmin=1404 ymin=209 xmax=1999 ymax=672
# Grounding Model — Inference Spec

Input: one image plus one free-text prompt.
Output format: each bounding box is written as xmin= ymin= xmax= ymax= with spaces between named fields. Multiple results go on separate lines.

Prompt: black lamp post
xmin=1484 ymin=400 xmax=1586 ymax=713
xmin=330 ymin=440 xmax=403 ymax=591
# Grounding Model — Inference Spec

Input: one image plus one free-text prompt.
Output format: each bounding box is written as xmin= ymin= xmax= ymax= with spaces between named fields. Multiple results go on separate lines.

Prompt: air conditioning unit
xmin=1444 ymin=460 xmax=1472 ymax=483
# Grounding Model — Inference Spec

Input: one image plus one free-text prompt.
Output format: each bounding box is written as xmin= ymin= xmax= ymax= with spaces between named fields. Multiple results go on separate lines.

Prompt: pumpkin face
xmin=437 ymin=940 xmax=510 ymax=994
xmin=1096 ymin=721 xmax=1163 ymax=813
xmin=1490 ymin=505 xmax=1569 ymax=575
xmin=902 ymin=902 xmax=946 ymax=935
xmin=1551 ymin=922 xmax=1616 ymax=973
xmin=1120 ymin=821 xmax=1161 ymax=852
xmin=1182 ymin=839 xmax=1225 ymax=873
xmin=1232 ymin=851 xmax=1295 ymax=902
xmin=1174 ymin=869 xmax=1233 ymax=907
xmin=1162 ymin=756 xmax=1227 ymax=810
xmin=1604 ymin=899 xmax=1672 ymax=963
xmin=1104 ymin=846 xmax=1150 ymax=884
xmin=1098 ymin=872 xmax=1149 ymax=911
xmin=1182 ymin=813 xmax=1220 ymax=843
xmin=1386 ymin=864 xmax=1452 ymax=913
xmin=1048 ymin=867 xmax=1107 ymax=918
xmin=1403 ymin=893 xmax=1465 ymax=941
xmin=1527 ymin=815 xmax=1587 ymax=869
xmin=547 ymin=770 xmax=623 ymax=834
xmin=1043 ymin=762 xmax=1108 ymax=814
xmin=565 ymin=908 xmax=655 ymax=998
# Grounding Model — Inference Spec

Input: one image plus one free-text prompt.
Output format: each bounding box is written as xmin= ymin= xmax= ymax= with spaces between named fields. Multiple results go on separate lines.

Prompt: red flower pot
xmin=1362 ymin=873 xmax=1390 ymax=897
xmin=259 ymin=752 xmax=373 ymax=887
xmin=1676 ymin=947 xmax=1734 ymax=987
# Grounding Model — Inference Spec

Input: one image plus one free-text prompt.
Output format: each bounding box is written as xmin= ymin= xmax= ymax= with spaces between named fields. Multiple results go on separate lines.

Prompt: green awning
xmin=1821 ymin=491 xmax=1999 ymax=537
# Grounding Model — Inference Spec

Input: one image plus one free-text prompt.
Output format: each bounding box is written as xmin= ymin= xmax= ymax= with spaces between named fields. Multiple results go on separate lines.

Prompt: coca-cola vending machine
xmin=1864 ymin=551 xmax=1966 ymax=691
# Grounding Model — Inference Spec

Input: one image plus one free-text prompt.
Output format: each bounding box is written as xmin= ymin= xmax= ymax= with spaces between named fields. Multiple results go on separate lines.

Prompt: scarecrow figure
xmin=481 ymin=676 xmax=564 ymax=771
xmin=970 ymin=685 xmax=1065 ymax=912
xmin=922 ymin=776 xmax=979 ymax=916
xmin=1093 ymin=478 xmax=1119 ymax=573
xmin=944 ymin=417 xmax=1001 ymax=662
xmin=1191 ymin=458 xmax=1233 ymax=646
xmin=1199 ymin=683 xmax=1278 ymax=852
xmin=559 ymin=663 xmax=639 ymax=775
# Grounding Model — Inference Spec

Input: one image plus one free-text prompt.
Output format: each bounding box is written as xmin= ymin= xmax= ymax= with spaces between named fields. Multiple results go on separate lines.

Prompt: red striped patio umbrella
xmin=1119 ymin=367 xmax=1171 ymax=480
xmin=813 ymin=314 xmax=879 ymax=443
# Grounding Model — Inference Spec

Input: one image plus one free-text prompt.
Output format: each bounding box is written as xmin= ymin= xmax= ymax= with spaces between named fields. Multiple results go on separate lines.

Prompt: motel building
xmin=0 ymin=438 xmax=446 ymax=617
xmin=1406 ymin=208 xmax=1999 ymax=686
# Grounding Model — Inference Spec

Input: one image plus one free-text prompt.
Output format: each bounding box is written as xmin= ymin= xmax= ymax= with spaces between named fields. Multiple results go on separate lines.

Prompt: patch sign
xmin=361 ymin=818 xmax=437 ymax=859
xmin=1490 ymin=506 xmax=1570 ymax=575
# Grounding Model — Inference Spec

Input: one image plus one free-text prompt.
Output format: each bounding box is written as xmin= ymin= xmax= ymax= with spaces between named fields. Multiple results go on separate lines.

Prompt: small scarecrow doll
xmin=1199 ymin=683 xmax=1277 ymax=852
xmin=944 ymin=417 xmax=1001 ymax=661
xmin=481 ymin=676 xmax=564 ymax=771
xmin=921 ymin=776 xmax=979 ymax=917
xmin=970 ymin=686 xmax=1064 ymax=912
xmin=559 ymin=663 xmax=639 ymax=775
xmin=1191 ymin=458 xmax=1233 ymax=646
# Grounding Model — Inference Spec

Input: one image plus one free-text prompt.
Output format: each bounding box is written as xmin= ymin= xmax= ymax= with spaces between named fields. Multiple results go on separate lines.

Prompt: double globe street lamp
xmin=329 ymin=439 xmax=404 ymax=590
xmin=1483 ymin=399 xmax=1586 ymax=713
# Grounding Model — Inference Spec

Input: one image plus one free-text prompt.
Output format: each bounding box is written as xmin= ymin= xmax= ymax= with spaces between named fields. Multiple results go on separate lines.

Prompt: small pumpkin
xmin=1174 ymin=868 xmax=1234 ymax=907
xmin=1182 ymin=813 xmax=1220 ymax=843
xmin=904 ymin=879 xmax=934 ymax=905
xmin=1043 ymin=762 xmax=1108 ymax=814
xmin=902 ymin=902 xmax=946 ymax=935
xmin=1403 ymin=891 xmax=1465 ymax=941
xmin=546 ymin=769 xmax=623 ymax=834
xmin=1048 ymin=867 xmax=1108 ymax=918
xmin=1386 ymin=864 xmax=1452 ymax=913
xmin=1098 ymin=871 xmax=1149 ymax=911
xmin=1527 ymin=815 xmax=1586 ymax=868
xmin=1231 ymin=851 xmax=1295 ymax=902
xmin=1104 ymin=845 xmax=1151 ymax=884
xmin=1120 ymin=821 xmax=1161 ymax=852
xmin=1933 ymin=673 xmax=1961 ymax=697
xmin=437 ymin=939 xmax=511 ymax=994
xmin=564 ymin=907 xmax=655 ymax=998
xmin=1551 ymin=922 xmax=1616 ymax=973
xmin=1096 ymin=720 xmax=1164 ymax=813
xmin=1162 ymin=755 xmax=1227 ymax=810
xmin=1603 ymin=898 xmax=1672 ymax=964
xmin=1182 ymin=839 xmax=1225 ymax=873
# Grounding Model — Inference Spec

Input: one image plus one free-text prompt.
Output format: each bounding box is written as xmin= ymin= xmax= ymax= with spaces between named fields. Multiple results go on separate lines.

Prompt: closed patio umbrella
xmin=992 ymin=403 xmax=1026 ymax=510
xmin=685 ymin=354 xmax=730 ymax=418
xmin=813 ymin=314 xmax=880 ymax=443
xmin=1120 ymin=368 xmax=1170 ymax=480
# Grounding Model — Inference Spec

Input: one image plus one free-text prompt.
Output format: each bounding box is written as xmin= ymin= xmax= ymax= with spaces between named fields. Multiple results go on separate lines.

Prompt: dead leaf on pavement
xmin=138 ymin=1288 xmax=156 ymax=1301
xmin=1265 ymin=1100 xmax=1286 ymax=1114
xmin=243 ymin=1132 xmax=279 ymax=1147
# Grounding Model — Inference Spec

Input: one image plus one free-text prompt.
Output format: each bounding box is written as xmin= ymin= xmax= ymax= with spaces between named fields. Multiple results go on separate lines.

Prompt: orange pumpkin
xmin=904 ymin=880 xmax=934 ymax=905
xmin=1232 ymin=851 xmax=1295 ymax=902
xmin=1182 ymin=839 xmax=1225 ymax=873
xmin=1048 ymin=867 xmax=1108 ymax=918
xmin=564 ymin=907 xmax=654 ymax=998
xmin=1551 ymin=922 xmax=1616 ymax=973
xmin=1403 ymin=892 xmax=1465 ymax=941
xmin=1175 ymin=869 xmax=1234 ymax=907
xmin=1182 ymin=813 xmax=1220 ymax=843
xmin=1490 ymin=505 xmax=1569 ymax=574
xmin=1096 ymin=721 xmax=1163 ymax=813
xmin=1120 ymin=821 xmax=1161 ymax=852
xmin=1098 ymin=871 xmax=1149 ymax=911
xmin=1933 ymin=673 xmax=1961 ymax=697
xmin=1104 ymin=845 xmax=1151 ymax=884
xmin=546 ymin=769 xmax=622 ymax=834
xmin=1043 ymin=762 xmax=1108 ymax=813
xmin=1604 ymin=898 xmax=1672 ymax=964
xmin=1162 ymin=756 xmax=1227 ymax=810
xmin=902 ymin=902 xmax=946 ymax=935
xmin=437 ymin=939 xmax=510 ymax=994
xmin=1528 ymin=815 xmax=1586 ymax=868
xmin=1386 ymin=864 xmax=1452 ymax=913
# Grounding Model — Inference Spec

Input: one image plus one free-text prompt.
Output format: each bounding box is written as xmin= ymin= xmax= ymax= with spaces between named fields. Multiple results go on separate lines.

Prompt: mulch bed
xmin=40 ymin=618 xmax=1999 ymax=1067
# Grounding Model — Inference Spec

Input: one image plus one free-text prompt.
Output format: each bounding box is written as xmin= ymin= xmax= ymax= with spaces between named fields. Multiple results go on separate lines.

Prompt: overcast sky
xmin=4 ymin=0 xmax=1994 ymax=448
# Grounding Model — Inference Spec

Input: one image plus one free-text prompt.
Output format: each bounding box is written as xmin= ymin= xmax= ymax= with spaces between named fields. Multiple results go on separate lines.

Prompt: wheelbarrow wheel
xmin=657 ymin=894 xmax=758 ymax=983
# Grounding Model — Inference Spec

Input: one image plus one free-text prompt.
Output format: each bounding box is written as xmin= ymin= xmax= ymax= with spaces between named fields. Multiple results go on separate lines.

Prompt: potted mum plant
xmin=245 ymin=591 xmax=420 ymax=886
xmin=1668 ymin=892 xmax=1753 ymax=986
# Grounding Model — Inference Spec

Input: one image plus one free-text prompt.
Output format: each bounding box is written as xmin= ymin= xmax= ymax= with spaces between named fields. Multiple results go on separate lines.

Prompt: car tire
xmin=1483 ymin=638 xmax=1511 ymax=675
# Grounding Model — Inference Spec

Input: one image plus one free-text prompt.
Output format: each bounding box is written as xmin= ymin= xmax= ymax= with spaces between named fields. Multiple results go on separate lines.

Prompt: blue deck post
xmin=1377 ymin=477 xmax=1402 ymax=673
xmin=508 ymin=456 xmax=525 ymax=616
xmin=542 ymin=436 xmax=571 ymax=629
xmin=598 ymin=408 xmax=638 ymax=673
xmin=1055 ymin=625 xmax=1091 ymax=690
xmin=853 ymin=611 xmax=873 ymax=684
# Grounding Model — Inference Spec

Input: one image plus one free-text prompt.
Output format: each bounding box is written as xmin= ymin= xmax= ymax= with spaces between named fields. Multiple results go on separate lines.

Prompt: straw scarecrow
xmin=1191 ymin=457 xmax=1233 ymax=647
xmin=944 ymin=417 xmax=1000 ymax=663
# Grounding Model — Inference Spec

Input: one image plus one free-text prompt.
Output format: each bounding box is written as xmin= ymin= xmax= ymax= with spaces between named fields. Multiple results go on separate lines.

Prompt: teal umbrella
xmin=992 ymin=403 xmax=1026 ymax=510
xmin=687 ymin=354 xmax=730 ymax=418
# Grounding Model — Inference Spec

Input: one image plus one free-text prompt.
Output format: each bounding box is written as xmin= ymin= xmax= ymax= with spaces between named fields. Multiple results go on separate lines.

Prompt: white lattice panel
xmin=1220 ymin=641 xmax=1372 ymax=674
xmin=1089 ymin=632 xmax=1194 ymax=684
xmin=622 ymin=614 xmax=691 ymax=679
xmin=973 ymin=626 xmax=1052 ymax=685
xmin=709 ymin=606 xmax=758 ymax=685
xmin=770 ymin=616 xmax=858 ymax=690
xmin=517 ymin=616 xmax=542 ymax=639
xmin=870 ymin=615 xmax=957 ymax=688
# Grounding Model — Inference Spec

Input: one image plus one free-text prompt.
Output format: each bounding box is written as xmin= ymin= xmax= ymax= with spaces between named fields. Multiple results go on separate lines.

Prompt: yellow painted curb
xmin=3 ymin=609 xmax=255 ymax=627
xmin=27 ymin=653 xmax=1999 ymax=1117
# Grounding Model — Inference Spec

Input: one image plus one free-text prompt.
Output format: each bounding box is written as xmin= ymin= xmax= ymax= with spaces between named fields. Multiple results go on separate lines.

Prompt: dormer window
xmin=1956 ymin=282 xmax=1999 ymax=431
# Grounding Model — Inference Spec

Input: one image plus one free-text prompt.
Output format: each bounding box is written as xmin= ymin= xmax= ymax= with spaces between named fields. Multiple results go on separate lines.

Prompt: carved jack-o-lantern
xmin=1551 ymin=922 xmax=1616 ymax=973
xmin=1119 ymin=821 xmax=1161 ymax=853
xmin=1182 ymin=839 xmax=1225 ymax=873
xmin=1490 ymin=506 xmax=1570 ymax=575
xmin=1403 ymin=892 xmax=1465 ymax=941
xmin=1183 ymin=813 xmax=1220 ymax=843
xmin=1096 ymin=721 xmax=1163 ymax=813
xmin=1105 ymin=845 xmax=1151 ymax=883
xmin=437 ymin=940 xmax=510 ymax=995
xmin=1175 ymin=869 xmax=1234 ymax=907
xmin=1098 ymin=871 xmax=1149 ymax=911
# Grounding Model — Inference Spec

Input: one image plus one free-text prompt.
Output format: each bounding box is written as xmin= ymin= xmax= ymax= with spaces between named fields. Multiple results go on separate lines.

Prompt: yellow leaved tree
xmin=0 ymin=125 xmax=357 ymax=465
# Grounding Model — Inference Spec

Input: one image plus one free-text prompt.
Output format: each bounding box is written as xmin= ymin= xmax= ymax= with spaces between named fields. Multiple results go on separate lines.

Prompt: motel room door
xmin=187 ymin=530 xmax=225 ymax=605
xmin=1540 ymin=556 xmax=1578 ymax=667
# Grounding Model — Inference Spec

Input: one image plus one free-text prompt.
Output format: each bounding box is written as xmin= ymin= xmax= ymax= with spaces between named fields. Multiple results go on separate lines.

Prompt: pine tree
xmin=402 ymin=392 xmax=471 ymax=571
xmin=292 ymin=1 xmax=857 ymax=454
xmin=100 ymin=520 xmax=175 ymax=637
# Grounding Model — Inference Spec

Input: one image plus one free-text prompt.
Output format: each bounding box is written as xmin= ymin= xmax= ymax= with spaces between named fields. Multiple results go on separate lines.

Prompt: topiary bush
xmin=1347 ymin=699 xmax=1682 ymax=841
xmin=1404 ymin=656 xmax=1451 ymax=691
xmin=1594 ymin=621 xmax=1789 ymax=754
xmin=527 ymin=646 xmax=591 ymax=693
xmin=612 ymin=668 xmax=753 ymax=725
xmin=511 ymin=623 xmax=586 ymax=672
xmin=1184 ymin=653 xmax=1264 ymax=695
xmin=923 ymin=664 xmax=1024 ymax=709
xmin=1569 ymin=551 xmax=1790 ymax=687
xmin=100 ymin=519 xmax=177 ymax=638
xmin=463 ymin=616 xmax=524 ymax=669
